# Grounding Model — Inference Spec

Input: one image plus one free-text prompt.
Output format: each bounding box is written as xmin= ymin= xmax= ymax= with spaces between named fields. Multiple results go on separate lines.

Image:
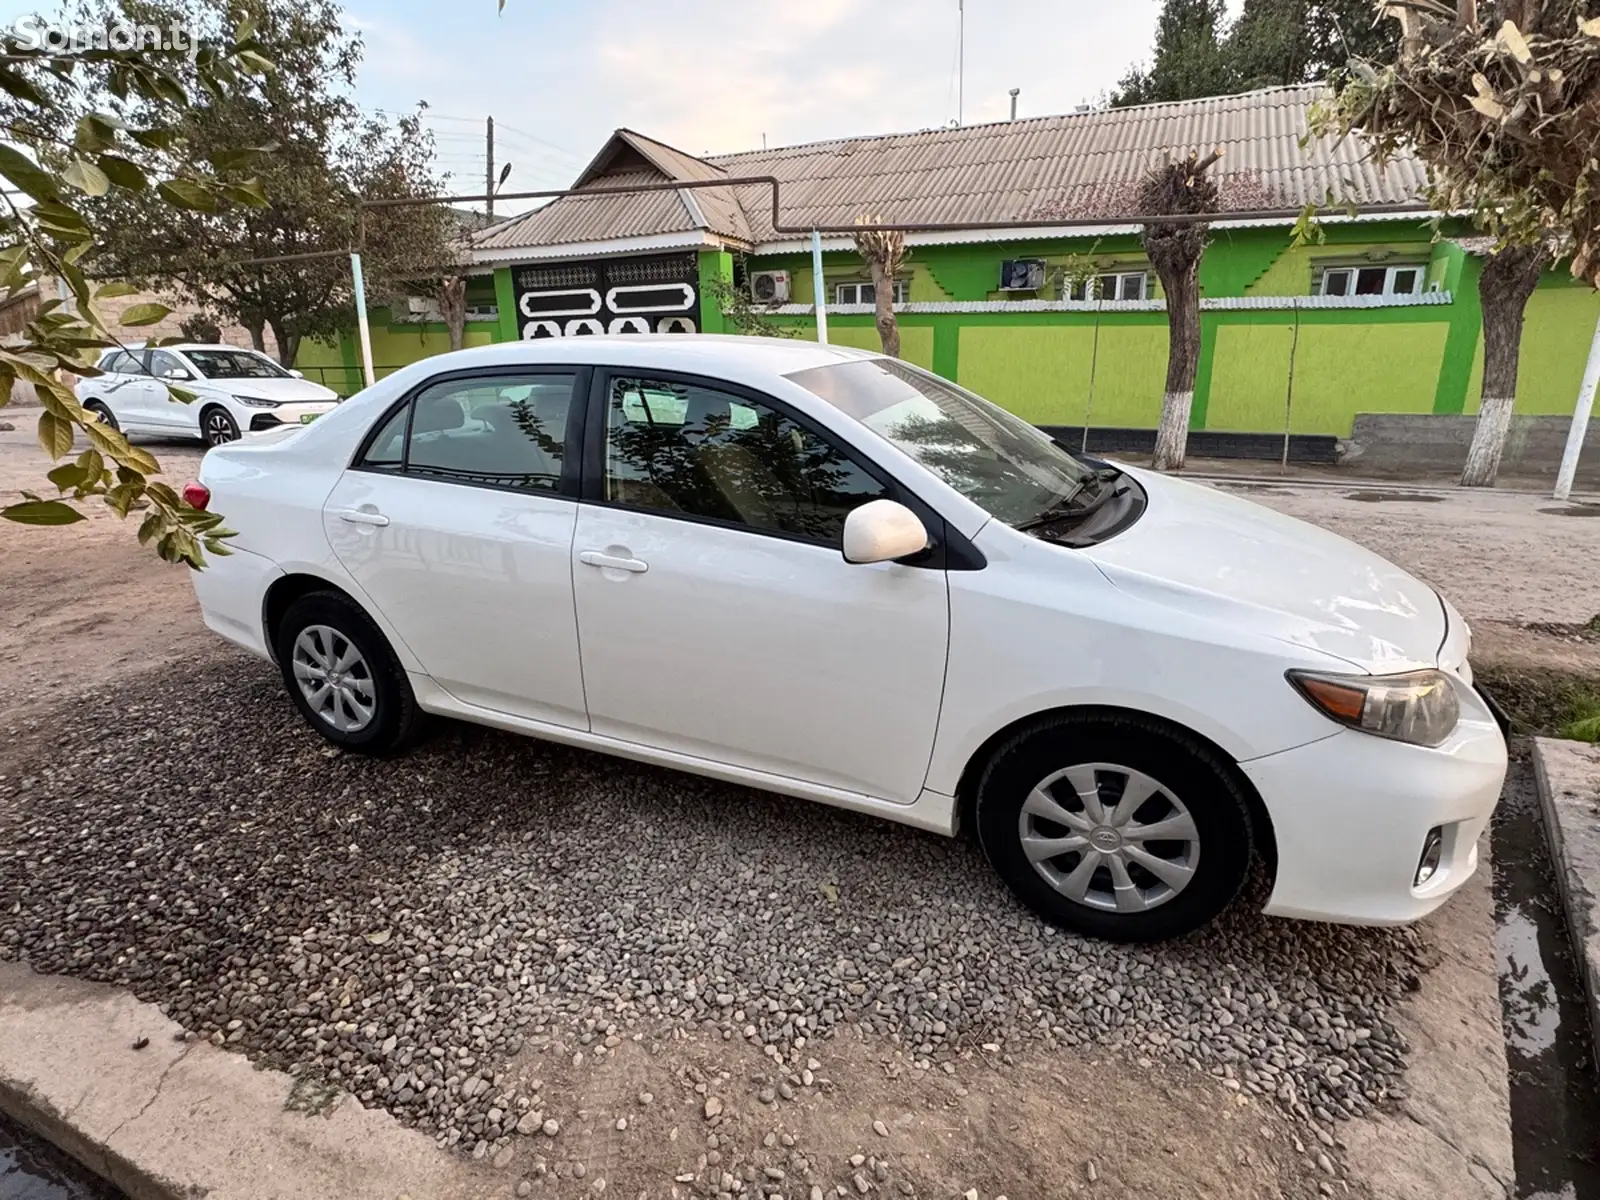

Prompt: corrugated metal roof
xmin=474 ymin=85 xmax=1429 ymax=256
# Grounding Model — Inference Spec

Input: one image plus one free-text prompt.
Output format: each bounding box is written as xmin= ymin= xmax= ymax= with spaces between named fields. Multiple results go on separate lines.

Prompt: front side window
xmin=147 ymin=350 xmax=189 ymax=379
xmin=788 ymin=358 xmax=1094 ymax=527
xmin=604 ymin=375 xmax=889 ymax=544
xmin=100 ymin=350 xmax=135 ymax=374
xmin=358 ymin=373 xmax=575 ymax=491
xmin=184 ymin=349 xmax=289 ymax=379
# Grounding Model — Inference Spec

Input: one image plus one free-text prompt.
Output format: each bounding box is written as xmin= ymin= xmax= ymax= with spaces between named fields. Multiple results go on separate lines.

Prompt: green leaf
xmin=95 ymin=280 xmax=142 ymax=300
xmin=2 ymin=499 xmax=86 ymax=526
xmin=234 ymin=49 xmax=275 ymax=75
xmin=47 ymin=463 xmax=89 ymax=492
xmin=0 ymin=67 xmax=48 ymax=107
xmin=37 ymin=410 xmax=74 ymax=460
xmin=129 ymin=127 xmax=176 ymax=151
xmin=210 ymin=147 xmax=262 ymax=171
xmin=136 ymin=510 xmax=162 ymax=545
xmin=0 ymin=144 xmax=60 ymax=203
xmin=234 ymin=15 xmax=258 ymax=43
xmin=105 ymin=482 xmax=141 ymax=518
xmin=74 ymin=115 xmax=118 ymax=155
xmin=98 ymin=155 xmax=148 ymax=191
xmin=31 ymin=202 xmax=90 ymax=238
xmin=120 ymin=302 xmax=172 ymax=327
xmin=62 ymin=159 xmax=112 ymax=197
xmin=156 ymin=178 xmax=217 ymax=212
xmin=222 ymin=178 xmax=269 ymax=207
xmin=75 ymin=448 xmax=105 ymax=483
xmin=166 ymin=384 xmax=198 ymax=405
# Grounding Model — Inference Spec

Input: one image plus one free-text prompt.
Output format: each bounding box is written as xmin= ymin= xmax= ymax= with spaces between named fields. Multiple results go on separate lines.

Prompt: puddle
xmin=1539 ymin=506 xmax=1600 ymax=518
xmin=1344 ymin=490 xmax=1447 ymax=503
xmin=1491 ymin=755 xmax=1600 ymax=1198
xmin=0 ymin=1115 xmax=121 ymax=1199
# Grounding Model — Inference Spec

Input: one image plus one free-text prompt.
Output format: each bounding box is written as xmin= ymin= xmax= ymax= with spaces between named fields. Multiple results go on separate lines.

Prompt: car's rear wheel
xmin=975 ymin=714 xmax=1253 ymax=942
xmin=201 ymin=405 xmax=240 ymax=447
xmin=84 ymin=400 xmax=118 ymax=433
xmin=274 ymin=591 xmax=420 ymax=754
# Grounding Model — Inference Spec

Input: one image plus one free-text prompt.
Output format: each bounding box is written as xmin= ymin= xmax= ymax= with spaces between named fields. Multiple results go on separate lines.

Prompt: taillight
xmin=182 ymin=481 xmax=210 ymax=510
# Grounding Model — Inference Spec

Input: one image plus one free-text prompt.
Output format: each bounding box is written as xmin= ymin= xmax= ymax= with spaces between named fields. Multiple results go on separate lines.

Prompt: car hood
xmin=1080 ymin=468 xmax=1446 ymax=672
xmin=210 ymin=376 xmax=337 ymax=403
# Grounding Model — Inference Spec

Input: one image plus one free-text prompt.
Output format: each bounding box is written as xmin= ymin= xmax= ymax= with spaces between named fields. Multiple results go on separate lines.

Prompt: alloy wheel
xmin=204 ymin=409 xmax=239 ymax=445
xmin=1017 ymin=763 xmax=1201 ymax=913
xmin=291 ymin=624 xmax=376 ymax=733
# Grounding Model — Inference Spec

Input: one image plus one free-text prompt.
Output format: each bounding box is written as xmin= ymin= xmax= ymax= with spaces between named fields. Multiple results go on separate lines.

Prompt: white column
xmin=811 ymin=229 xmax=829 ymax=346
xmin=1555 ymin=311 xmax=1600 ymax=501
xmin=350 ymin=252 xmax=377 ymax=389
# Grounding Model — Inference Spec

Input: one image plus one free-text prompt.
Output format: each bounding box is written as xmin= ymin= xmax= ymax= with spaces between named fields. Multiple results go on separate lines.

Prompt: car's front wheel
xmin=201 ymin=405 xmax=240 ymax=447
xmin=274 ymin=591 xmax=421 ymax=754
xmin=975 ymin=714 xmax=1254 ymax=942
xmin=84 ymin=400 xmax=118 ymax=433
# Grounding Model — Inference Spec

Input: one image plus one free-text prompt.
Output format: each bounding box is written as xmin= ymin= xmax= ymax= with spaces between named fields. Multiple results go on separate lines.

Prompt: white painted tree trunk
xmin=1152 ymin=391 xmax=1194 ymax=471
xmin=1462 ymin=395 xmax=1516 ymax=486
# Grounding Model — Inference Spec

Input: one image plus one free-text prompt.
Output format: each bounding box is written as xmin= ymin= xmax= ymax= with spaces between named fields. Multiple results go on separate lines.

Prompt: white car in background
xmin=75 ymin=343 xmax=340 ymax=447
xmin=184 ymin=336 xmax=1507 ymax=943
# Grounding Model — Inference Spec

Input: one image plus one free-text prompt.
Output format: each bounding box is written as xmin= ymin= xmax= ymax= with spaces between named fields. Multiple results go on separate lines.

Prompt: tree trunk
xmin=244 ymin=317 xmax=267 ymax=353
xmin=1151 ymin=257 xmax=1202 ymax=471
xmin=866 ymin=258 xmax=900 ymax=359
xmin=1461 ymin=244 xmax=1549 ymax=487
xmin=440 ymin=276 xmax=468 ymax=353
xmin=266 ymin=318 xmax=300 ymax=369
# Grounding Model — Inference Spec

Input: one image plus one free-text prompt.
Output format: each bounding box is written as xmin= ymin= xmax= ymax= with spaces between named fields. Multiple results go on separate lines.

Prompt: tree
xmin=1113 ymin=0 xmax=1232 ymax=106
xmin=80 ymin=0 xmax=453 ymax=367
xmin=853 ymin=217 xmax=907 ymax=359
xmin=1141 ymin=151 xmax=1223 ymax=471
xmin=438 ymin=276 xmax=467 ymax=352
xmin=1113 ymin=0 xmax=1400 ymax=105
xmin=0 ymin=3 xmax=270 ymax=561
xmin=1313 ymin=0 xmax=1600 ymax=485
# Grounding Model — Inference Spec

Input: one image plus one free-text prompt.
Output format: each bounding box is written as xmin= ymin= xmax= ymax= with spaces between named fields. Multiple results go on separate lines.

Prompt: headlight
xmin=233 ymin=394 xmax=279 ymax=408
xmin=1287 ymin=668 xmax=1460 ymax=747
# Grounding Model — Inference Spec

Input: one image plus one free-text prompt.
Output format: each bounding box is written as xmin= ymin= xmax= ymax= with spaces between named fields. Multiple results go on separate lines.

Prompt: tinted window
xmin=148 ymin=350 xmax=186 ymax=379
xmin=604 ymin=376 xmax=888 ymax=543
xmin=361 ymin=373 xmax=575 ymax=491
xmin=101 ymin=351 xmax=131 ymax=374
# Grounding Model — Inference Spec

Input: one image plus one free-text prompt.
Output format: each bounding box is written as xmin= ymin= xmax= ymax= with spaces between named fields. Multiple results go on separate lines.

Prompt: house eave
xmin=472 ymin=229 xmax=748 ymax=268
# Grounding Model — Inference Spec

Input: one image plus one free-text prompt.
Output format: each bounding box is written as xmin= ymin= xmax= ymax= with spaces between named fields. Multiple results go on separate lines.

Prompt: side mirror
xmin=289 ymin=368 xmax=304 ymax=378
xmin=163 ymin=367 xmax=193 ymax=381
xmin=843 ymin=499 xmax=929 ymax=565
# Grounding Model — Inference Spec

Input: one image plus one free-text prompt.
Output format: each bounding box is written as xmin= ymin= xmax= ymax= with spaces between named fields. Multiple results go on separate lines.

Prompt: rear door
xmin=323 ymin=367 xmax=589 ymax=728
xmin=146 ymin=350 xmax=199 ymax=431
xmin=92 ymin=351 xmax=160 ymax=427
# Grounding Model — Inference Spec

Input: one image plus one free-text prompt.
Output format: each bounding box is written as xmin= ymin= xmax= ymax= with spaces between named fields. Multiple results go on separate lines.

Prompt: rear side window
xmin=357 ymin=373 xmax=576 ymax=492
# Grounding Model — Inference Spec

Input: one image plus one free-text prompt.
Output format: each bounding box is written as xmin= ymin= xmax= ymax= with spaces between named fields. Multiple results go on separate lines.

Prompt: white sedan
xmin=75 ymin=343 xmax=340 ymax=447
xmin=186 ymin=337 xmax=1507 ymax=942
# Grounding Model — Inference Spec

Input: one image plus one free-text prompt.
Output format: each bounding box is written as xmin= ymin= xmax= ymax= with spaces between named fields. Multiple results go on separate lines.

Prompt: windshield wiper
xmin=1012 ymin=466 xmax=1125 ymax=533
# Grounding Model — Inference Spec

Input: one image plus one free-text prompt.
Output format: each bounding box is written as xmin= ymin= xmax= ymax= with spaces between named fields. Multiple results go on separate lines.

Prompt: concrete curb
xmin=0 ymin=964 xmax=497 ymax=1200
xmin=1532 ymin=737 xmax=1600 ymax=1054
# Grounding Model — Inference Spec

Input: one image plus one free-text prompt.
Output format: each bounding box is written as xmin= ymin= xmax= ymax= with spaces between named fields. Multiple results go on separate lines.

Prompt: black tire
xmin=85 ymin=400 xmax=118 ymax=433
xmin=200 ymin=404 xmax=240 ymax=447
xmin=274 ymin=590 xmax=421 ymax=754
xmin=974 ymin=714 xmax=1253 ymax=942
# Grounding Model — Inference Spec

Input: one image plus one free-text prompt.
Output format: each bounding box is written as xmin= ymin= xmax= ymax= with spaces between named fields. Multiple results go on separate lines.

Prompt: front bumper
xmin=242 ymin=401 xmax=337 ymax=432
xmin=1242 ymin=699 xmax=1506 ymax=925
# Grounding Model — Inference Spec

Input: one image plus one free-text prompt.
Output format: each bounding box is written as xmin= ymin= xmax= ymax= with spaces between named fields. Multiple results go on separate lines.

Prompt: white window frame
xmin=1317 ymin=264 xmax=1427 ymax=298
xmin=1065 ymin=271 xmax=1150 ymax=302
xmin=834 ymin=279 xmax=910 ymax=306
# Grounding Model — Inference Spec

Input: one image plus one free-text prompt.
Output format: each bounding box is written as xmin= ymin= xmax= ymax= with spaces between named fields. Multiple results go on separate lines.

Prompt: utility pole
xmin=957 ymin=0 xmax=965 ymax=126
xmin=486 ymin=116 xmax=496 ymax=221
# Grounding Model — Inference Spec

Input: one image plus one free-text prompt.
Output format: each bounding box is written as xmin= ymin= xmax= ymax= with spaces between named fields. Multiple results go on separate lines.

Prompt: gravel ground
xmin=0 ymin=653 xmax=1423 ymax=1163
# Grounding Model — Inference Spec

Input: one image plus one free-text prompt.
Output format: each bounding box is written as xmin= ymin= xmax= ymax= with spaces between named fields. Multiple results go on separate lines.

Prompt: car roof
xmin=408 ymin=334 xmax=883 ymax=378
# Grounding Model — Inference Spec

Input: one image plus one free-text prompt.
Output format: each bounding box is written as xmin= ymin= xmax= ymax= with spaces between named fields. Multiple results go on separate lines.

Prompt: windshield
xmin=183 ymin=349 xmax=290 ymax=380
xmin=786 ymin=358 xmax=1095 ymax=526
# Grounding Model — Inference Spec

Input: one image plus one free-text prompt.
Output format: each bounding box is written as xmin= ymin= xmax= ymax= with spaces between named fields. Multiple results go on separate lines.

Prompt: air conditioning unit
xmin=405 ymin=296 xmax=430 ymax=314
xmin=1000 ymin=260 xmax=1048 ymax=291
xmin=749 ymin=270 xmax=790 ymax=304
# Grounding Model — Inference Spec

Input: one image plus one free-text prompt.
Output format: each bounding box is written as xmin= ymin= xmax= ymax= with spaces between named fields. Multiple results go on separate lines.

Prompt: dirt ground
xmin=2 ymin=429 xmax=1595 ymax=1198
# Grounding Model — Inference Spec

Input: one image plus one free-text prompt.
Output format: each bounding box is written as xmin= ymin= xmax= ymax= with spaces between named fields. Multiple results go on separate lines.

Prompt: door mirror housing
xmin=161 ymin=366 xmax=193 ymax=381
xmin=289 ymin=368 xmax=304 ymax=378
xmin=842 ymin=499 xmax=930 ymax=565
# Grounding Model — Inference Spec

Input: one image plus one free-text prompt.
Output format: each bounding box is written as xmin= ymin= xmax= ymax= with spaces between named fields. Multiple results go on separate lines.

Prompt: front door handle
xmin=579 ymin=550 xmax=648 ymax=574
xmin=336 ymin=508 xmax=390 ymax=527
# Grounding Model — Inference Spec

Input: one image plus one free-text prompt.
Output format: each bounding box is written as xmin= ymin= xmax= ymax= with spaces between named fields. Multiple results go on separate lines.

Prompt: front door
xmin=571 ymin=371 xmax=950 ymax=802
xmin=324 ymin=368 xmax=588 ymax=728
xmin=146 ymin=349 xmax=198 ymax=430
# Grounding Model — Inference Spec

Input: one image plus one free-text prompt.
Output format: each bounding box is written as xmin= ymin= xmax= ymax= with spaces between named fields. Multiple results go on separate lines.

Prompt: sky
xmin=0 ymin=0 xmax=1247 ymax=215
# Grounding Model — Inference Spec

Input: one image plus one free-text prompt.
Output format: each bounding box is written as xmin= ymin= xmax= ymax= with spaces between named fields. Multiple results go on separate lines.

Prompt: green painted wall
xmin=698 ymin=250 xmax=734 ymax=333
xmin=1465 ymin=279 xmax=1600 ymax=415
xmin=789 ymin=316 xmax=936 ymax=369
xmin=955 ymin=320 xmax=1169 ymax=427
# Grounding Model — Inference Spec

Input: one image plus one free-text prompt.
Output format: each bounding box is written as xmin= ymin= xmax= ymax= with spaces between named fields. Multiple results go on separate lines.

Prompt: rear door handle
xmin=336 ymin=508 xmax=390 ymax=527
xmin=579 ymin=550 xmax=648 ymax=574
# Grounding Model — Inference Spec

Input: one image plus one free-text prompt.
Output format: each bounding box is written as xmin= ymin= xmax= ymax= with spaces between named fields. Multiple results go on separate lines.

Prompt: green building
xmin=299 ymin=85 xmax=1599 ymax=458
